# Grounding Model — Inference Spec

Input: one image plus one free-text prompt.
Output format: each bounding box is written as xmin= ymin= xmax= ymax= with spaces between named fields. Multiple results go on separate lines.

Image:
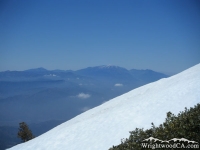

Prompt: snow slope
xmin=8 ymin=64 xmax=200 ymax=150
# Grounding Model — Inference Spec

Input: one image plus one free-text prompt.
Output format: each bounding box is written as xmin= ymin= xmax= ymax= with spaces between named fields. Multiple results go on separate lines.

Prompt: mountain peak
xmin=83 ymin=65 xmax=126 ymax=70
xmin=98 ymin=65 xmax=121 ymax=69
xmin=25 ymin=67 xmax=47 ymax=72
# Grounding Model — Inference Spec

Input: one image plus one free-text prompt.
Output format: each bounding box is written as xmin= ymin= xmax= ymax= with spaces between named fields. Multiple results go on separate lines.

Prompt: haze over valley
xmin=0 ymin=65 xmax=168 ymax=125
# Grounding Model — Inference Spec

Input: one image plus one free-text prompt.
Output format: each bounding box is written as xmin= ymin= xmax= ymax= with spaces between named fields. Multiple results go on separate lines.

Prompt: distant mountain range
xmin=0 ymin=65 xmax=168 ymax=150
xmin=0 ymin=65 xmax=168 ymax=82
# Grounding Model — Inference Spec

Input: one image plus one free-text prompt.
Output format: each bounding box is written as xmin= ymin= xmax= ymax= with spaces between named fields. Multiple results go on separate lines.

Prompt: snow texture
xmin=8 ymin=64 xmax=200 ymax=150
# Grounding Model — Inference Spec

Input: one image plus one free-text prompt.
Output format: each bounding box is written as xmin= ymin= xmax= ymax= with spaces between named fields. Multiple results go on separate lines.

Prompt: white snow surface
xmin=8 ymin=64 xmax=200 ymax=150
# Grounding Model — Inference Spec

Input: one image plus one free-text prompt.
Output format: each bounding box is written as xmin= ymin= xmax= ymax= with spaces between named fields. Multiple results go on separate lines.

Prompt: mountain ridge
xmin=0 ymin=65 xmax=167 ymax=75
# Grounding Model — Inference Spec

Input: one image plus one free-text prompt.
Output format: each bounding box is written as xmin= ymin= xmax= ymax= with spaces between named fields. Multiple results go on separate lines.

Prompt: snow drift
xmin=8 ymin=64 xmax=200 ymax=150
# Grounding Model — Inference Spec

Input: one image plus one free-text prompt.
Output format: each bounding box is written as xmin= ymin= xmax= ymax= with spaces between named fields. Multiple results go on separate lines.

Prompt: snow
xmin=8 ymin=64 xmax=200 ymax=150
xmin=99 ymin=65 xmax=120 ymax=69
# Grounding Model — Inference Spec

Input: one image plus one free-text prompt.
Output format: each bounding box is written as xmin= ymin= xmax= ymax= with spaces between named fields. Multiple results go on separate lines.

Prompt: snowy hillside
xmin=8 ymin=64 xmax=200 ymax=150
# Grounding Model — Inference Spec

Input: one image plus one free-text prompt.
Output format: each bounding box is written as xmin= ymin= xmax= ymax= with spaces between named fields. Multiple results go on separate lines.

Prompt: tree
xmin=17 ymin=122 xmax=35 ymax=142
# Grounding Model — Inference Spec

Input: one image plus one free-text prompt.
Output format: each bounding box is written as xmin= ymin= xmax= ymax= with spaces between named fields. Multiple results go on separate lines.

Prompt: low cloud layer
xmin=114 ymin=83 xmax=123 ymax=87
xmin=77 ymin=93 xmax=91 ymax=99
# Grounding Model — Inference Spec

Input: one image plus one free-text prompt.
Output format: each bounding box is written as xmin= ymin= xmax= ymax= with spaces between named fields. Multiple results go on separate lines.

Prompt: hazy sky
xmin=0 ymin=0 xmax=200 ymax=74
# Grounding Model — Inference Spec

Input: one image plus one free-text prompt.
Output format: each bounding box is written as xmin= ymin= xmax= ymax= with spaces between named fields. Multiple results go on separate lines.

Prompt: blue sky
xmin=0 ymin=0 xmax=200 ymax=74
